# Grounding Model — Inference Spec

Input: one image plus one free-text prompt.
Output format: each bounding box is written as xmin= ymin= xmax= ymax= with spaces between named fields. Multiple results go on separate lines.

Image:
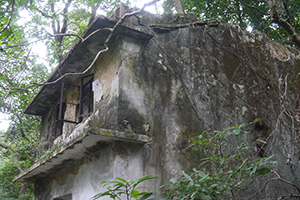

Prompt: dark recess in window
xmin=55 ymin=102 xmax=66 ymax=137
xmin=54 ymin=82 xmax=78 ymax=137
xmin=53 ymin=193 xmax=72 ymax=200
xmin=54 ymin=75 xmax=94 ymax=137
xmin=78 ymin=74 xmax=94 ymax=122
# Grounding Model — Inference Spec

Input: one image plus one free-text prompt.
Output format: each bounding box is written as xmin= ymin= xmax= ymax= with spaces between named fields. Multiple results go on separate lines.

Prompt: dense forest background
xmin=1 ymin=0 xmax=300 ymax=199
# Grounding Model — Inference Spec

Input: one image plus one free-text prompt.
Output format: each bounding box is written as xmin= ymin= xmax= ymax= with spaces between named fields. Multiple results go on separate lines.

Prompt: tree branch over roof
xmin=174 ymin=0 xmax=185 ymax=14
xmin=240 ymin=0 xmax=269 ymax=15
xmin=35 ymin=7 xmax=55 ymax=19
xmin=264 ymin=0 xmax=300 ymax=48
xmin=56 ymin=0 xmax=73 ymax=62
xmin=42 ymin=0 xmax=160 ymax=86
xmin=2 ymin=33 xmax=84 ymax=49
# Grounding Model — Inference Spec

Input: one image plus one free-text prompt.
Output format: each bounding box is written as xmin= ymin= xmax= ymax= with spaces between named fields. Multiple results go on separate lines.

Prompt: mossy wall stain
xmin=34 ymin=15 xmax=300 ymax=199
xmin=127 ymin=23 xmax=300 ymax=198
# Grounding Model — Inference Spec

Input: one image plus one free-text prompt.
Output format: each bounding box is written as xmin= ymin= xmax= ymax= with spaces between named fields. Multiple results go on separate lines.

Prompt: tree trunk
xmin=265 ymin=0 xmax=300 ymax=49
xmin=173 ymin=0 xmax=185 ymax=14
xmin=20 ymin=182 xmax=27 ymax=195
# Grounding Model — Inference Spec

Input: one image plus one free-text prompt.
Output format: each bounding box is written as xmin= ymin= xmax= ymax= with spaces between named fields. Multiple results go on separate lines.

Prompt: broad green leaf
xmin=131 ymin=190 xmax=139 ymax=199
xmin=256 ymin=167 xmax=271 ymax=175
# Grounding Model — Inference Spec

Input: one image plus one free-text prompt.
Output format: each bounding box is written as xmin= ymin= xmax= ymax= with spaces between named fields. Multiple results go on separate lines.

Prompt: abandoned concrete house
xmin=13 ymin=5 xmax=300 ymax=200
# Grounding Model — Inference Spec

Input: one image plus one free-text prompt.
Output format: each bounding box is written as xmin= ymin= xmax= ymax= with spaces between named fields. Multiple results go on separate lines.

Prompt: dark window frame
xmin=53 ymin=193 xmax=72 ymax=200
xmin=54 ymin=82 xmax=78 ymax=137
xmin=78 ymin=74 xmax=94 ymax=123
xmin=54 ymin=102 xmax=66 ymax=137
xmin=54 ymin=74 xmax=94 ymax=137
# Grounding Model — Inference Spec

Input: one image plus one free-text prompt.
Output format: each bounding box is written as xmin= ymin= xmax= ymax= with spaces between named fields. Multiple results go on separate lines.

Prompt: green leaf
xmin=131 ymin=190 xmax=139 ymax=199
xmin=116 ymin=177 xmax=128 ymax=183
xmin=256 ymin=167 xmax=271 ymax=175
xmin=169 ymin=177 xmax=177 ymax=184
xmin=132 ymin=175 xmax=158 ymax=189
xmin=91 ymin=191 xmax=111 ymax=200
xmin=140 ymin=192 xmax=153 ymax=200
xmin=183 ymin=171 xmax=193 ymax=183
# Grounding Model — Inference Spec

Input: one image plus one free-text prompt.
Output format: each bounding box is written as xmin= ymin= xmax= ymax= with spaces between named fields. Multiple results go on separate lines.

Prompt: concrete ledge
xmin=13 ymin=128 xmax=152 ymax=182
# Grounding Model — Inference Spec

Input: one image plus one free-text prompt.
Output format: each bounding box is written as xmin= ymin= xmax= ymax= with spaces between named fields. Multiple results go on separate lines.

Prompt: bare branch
xmin=244 ymin=170 xmax=300 ymax=199
xmin=43 ymin=46 xmax=109 ymax=86
xmin=53 ymin=33 xmax=83 ymax=41
xmin=50 ymin=1 xmax=57 ymax=34
xmin=82 ymin=27 xmax=113 ymax=42
xmin=174 ymin=0 xmax=185 ymax=14
xmin=2 ymin=33 xmax=83 ymax=49
xmin=35 ymin=7 xmax=55 ymax=19
xmin=61 ymin=0 xmax=73 ymax=34
xmin=283 ymin=1 xmax=291 ymax=24
xmin=55 ymin=0 xmax=73 ymax=62
xmin=277 ymin=194 xmax=300 ymax=199
xmin=27 ymin=9 xmax=53 ymax=37
xmin=272 ymin=170 xmax=300 ymax=193
xmin=0 ymin=0 xmax=15 ymax=33
xmin=42 ymin=0 xmax=160 ymax=86
xmin=240 ymin=0 xmax=269 ymax=15
xmin=88 ymin=3 xmax=100 ymax=26
xmin=265 ymin=0 xmax=300 ymax=48
xmin=13 ymin=153 xmax=23 ymax=172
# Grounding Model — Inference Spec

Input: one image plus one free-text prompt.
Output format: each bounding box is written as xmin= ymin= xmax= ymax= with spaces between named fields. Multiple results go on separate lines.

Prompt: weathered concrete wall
xmin=34 ymin=142 xmax=149 ymax=200
xmin=118 ymin=23 xmax=300 ymax=198
xmin=34 ymin=35 xmax=152 ymax=200
xmin=36 ymin=16 xmax=300 ymax=199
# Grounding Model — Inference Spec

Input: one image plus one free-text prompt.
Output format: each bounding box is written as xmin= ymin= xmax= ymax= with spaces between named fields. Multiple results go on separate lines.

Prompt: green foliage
xmin=163 ymin=123 xmax=276 ymax=200
xmin=0 ymin=155 xmax=33 ymax=200
xmin=21 ymin=0 xmax=123 ymax=65
xmin=171 ymin=0 xmax=300 ymax=47
xmin=0 ymin=156 xmax=20 ymax=199
xmin=0 ymin=0 xmax=126 ymax=198
xmin=92 ymin=175 xmax=158 ymax=200
xmin=0 ymin=10 xmax=46 ymax=196
xmin=36 ymin=144 xmax=62 ymax=162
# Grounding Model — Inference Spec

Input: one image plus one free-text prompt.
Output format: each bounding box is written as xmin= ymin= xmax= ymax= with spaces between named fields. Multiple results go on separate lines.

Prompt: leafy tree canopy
xmin=0 ymin=0 xmax=128 ymax=198
xmin=1 ymin=0 xmax=300 ymax=199
xmin=165 ymin=0 xmax=300 ymax=49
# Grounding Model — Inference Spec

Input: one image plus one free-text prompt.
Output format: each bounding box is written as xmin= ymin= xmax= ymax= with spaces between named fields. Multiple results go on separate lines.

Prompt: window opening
xmin=54 ymin=82 xmax=79 ymax=137
xmin=79 ymin=74 xmax=94 ymax=122
xmin=54 ymin=75 xmax=94 ymax=136
xmin=55 ymin=102 xmax=66 ymax=137
xmin=53 ymin=193 xmax=72 ymax=200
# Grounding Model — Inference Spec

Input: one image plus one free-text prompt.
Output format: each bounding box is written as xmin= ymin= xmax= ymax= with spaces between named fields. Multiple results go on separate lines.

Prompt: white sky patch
xmin=0 ymin=113 xmax=10 ymax=131
xmin=97 ymin=0 xmax=164 ymax=15
xmin=17 ymin=9 xmax=30 ymax=26
xmin=18 ymin=9 xmax=50 ymax=69
xmin=31 ymin=41 xmax=49 ymax=68
xmin=132 ymin=0 xmax=164 ymax=14
xmin=246 ymin=26 xmax=253 ymax=32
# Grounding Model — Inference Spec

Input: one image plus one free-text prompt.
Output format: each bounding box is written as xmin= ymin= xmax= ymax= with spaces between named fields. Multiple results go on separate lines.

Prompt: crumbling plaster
xmin=116 ymin=23 xmax=300 ymax=198
xmin=30 ymin=13 xmax=300 ymax=200
xmin=35 ymin=142 xmax=149 ymax=200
